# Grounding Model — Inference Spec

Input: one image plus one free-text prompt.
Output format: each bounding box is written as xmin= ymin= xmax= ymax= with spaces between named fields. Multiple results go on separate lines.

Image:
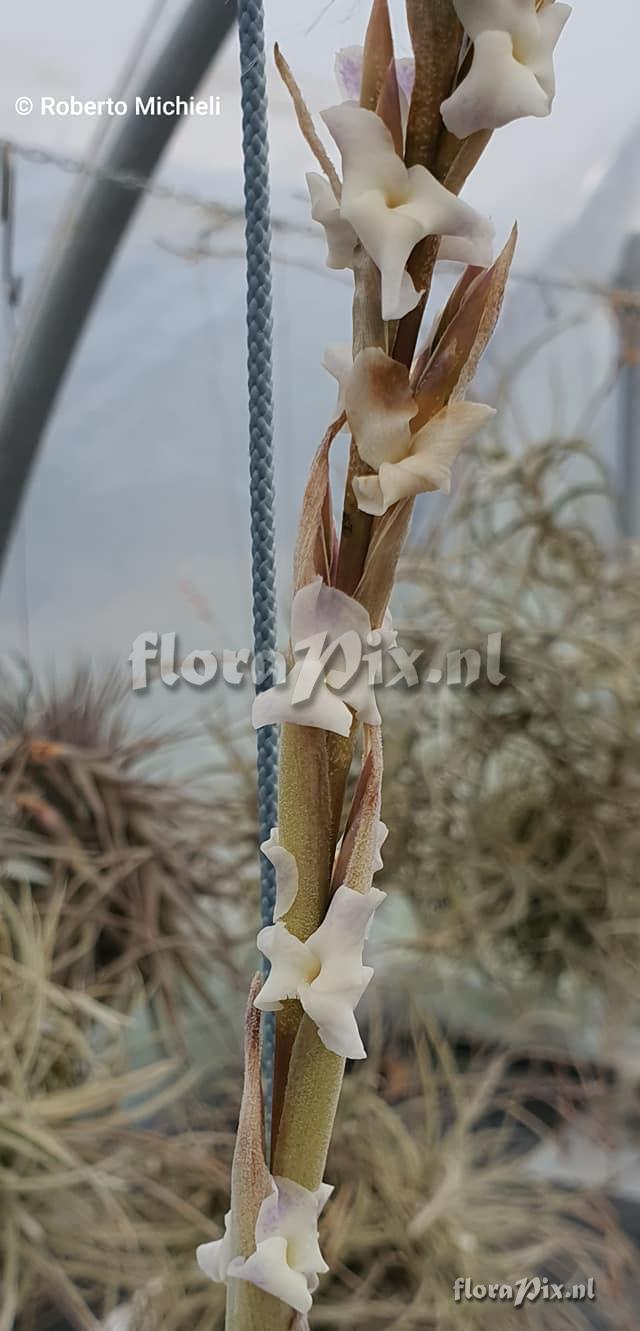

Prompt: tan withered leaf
xmin=405 ymin=0 xmax=462 ymax=171
xmin=376 ymin=59 xmax=403 ymax=158
xmin=413 ymin=225 xmax=518 ymax=422
xmin=360 ymin=0 xmax=394 ymax=112
xmin=223 ymin=979 xmax=277 ymax=1328
xmin=230 ymin=975 xmax=271 ymax=1257
xmin=439 ymin=127 xmax=493 ymax=196
xmin=433 ymin=35 xmax=492 ymax=193
xmin=293 ymin=414 xmax=344 ymax=594
xmin=224 ymin=987 xmax=286 ymax=1331
xmin=332 ymin=726 xmax=384 ymax=894
xmin=355 ymin=497 xmax=414 ymax=628
xmin=392 ymin=288 xmax=429 ymax=371
xmin=452 ymin=223 xmax=518 ymax=400
xmin=274 ymin=44 xmax=342 ymax=199
xmin=414 ymin=263 xmax=483 ymax=376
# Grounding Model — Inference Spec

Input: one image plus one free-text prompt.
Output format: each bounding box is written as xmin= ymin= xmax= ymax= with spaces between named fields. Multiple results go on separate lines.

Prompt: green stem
xmin=273 ymin=1019 xmax=345 ymax=1189
xmin=278 ymin=723 xmax=333 ymax=941
xmin=271 ymin=722 xmax=333 ymax=1151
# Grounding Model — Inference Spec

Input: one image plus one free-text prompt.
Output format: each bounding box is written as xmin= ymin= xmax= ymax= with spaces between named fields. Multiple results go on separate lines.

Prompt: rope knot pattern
xmin=239 ymin=0 xmax=279 ymax=1122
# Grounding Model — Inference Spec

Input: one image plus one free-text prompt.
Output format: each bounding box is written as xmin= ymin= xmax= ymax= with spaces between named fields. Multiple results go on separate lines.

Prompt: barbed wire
xmin=1 ymin=134 xmax=639 ymax=309
xmin=0 ymin=136 xmax=242 ymax=222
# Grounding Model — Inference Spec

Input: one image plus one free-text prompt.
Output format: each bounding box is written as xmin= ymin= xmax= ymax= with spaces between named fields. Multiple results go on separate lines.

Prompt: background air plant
xmin=4 ymin=752 xmax=636 ymax=1329
xmin=383 ymin=429 xmax=640 ymax=1019
xmin=88 ymin=1017 xmax=636 ymax=1331
xmin=198 ymin=3 xmax=578 ymax=1329
xmin=0 ymin=883 xmax=210 ymax=1331
xmin=0 ymin=666 xmax=252 ymax=1022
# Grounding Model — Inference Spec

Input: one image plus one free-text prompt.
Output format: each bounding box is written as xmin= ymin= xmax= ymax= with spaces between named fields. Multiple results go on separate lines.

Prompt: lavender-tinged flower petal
xmin=252 ymin=578 xmax=383 ymax=737
xmin=335 ymin=46 xmax=415 ymax=107
xmin=441 ymin=0 xmax=571 ymax=137
xmin=256 ymin=1176 xmax=332 ymax=1278
xmin=227 ymin=1177 xmax=332 ymax=1315
xmin=291 ymin=575 xmax=371 ymax=647
xmin=395 ymin=57 xmax=416 ymax=105
xmin=334 ymin=46 xmax=365 ymax=101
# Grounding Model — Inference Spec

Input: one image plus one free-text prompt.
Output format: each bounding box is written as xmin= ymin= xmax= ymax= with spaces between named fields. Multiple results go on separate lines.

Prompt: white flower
xmin=197 ymin=1210 xmax=234 ymax=1285
xmin=254 ymin=884 xmax=386 ymax=1059
xmin=306 ymin=172 xmax=357 ymax=270
xmin=353 ymin=402 xmax=496 ymax=514
xmin=441 ymin=0 xmax=572 ymax=139
xmin=438 ymin=235 xmax=493 ymax=265
xmin=323 ymin=342 xmax=353 ymax=416
xmin=340 ymin=347 xmax=495 ymax=516
xmin=101 ymin=1310 xmax=133 ymax=1331
xmin=261 ymin=828 xmax=299 ymax=921
xmin=197 ymin=1177 xmax=332 ymax=1316
xmin=252 ymin=577 xmax=389 ymax=738
xmin=321 ymin=103 xmax=493 ymax=320
xmin=373 ymin=819 xmax=388 ymax=872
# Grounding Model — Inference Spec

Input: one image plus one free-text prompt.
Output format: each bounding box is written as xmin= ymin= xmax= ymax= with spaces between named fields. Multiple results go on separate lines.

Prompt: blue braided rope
xmin=238 ymin=0 xmax=278 ymax=1136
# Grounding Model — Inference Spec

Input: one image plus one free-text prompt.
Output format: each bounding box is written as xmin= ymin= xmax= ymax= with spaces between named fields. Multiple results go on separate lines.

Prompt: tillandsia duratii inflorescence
xmin=197 ymin=2 xmax=571 ymax=1327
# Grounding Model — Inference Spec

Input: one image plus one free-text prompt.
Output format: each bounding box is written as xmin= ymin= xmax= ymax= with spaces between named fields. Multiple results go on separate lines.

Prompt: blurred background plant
xmin=0 ymin=882 xmax=233 ymax=1331
xmin=0 ymin=666 xmax=256 ymax=1022
xmin=383 ymin=431 xmax=640 ymax=1020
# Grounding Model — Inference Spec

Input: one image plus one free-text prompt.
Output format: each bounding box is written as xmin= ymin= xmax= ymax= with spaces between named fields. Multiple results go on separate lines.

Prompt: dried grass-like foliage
xmin=0 ymin=884 xmax=235 ymax=1331
xmin=3 ymin=900 xmax=631 ymax=1331
xmin=90 ymin=1019 xmax=633 ymax=1331
xmin=0 ymin=667 xmax=253 ymax=1016
xmin=383 ymin=435 xmax=640 ymax=1002
xmin=316 ymin=1023 xmax=634 ymax=1328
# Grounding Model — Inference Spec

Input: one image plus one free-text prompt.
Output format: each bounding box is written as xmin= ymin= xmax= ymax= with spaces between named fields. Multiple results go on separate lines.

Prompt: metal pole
xmin=0 ymin=0 xmax=237 ymax=573
xmin=615 ymin=233 xmax=640 ymax=541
